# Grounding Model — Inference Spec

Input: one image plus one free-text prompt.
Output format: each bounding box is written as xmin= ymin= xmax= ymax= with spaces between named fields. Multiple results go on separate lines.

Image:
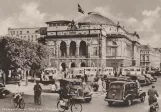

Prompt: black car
xmin=145 ymin=78 xmax=152 ymax=86
xmin=153 ymin=71 xmax=161 ymax=76
xmin=126 ymin=75 xmax=146 ymax=86
xmin=105 ymin=81 xmax=146 ymax=106
xmin=0 ymin=83 xmax=10 ymax=98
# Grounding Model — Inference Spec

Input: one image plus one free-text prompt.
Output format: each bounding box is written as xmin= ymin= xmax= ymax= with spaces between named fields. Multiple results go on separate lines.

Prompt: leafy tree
xmin=0 ymin=36 xmax=49 ymax=84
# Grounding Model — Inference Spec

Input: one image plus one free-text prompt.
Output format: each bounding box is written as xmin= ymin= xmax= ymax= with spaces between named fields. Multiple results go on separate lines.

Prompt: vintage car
xmin=144 ymin=74 xmax=156 ymax=82
xmin=59 ymin=78 xmax=92 ymax=102
xmin=105 ymin=81 xmax=146 ymax=106
xmin=144 ymin=77 xmax=152 ymax=86
xmin=0 ymin=83 xmax=10 ymax=98
xmin=126 ymin=75 xmax=146 ymax=86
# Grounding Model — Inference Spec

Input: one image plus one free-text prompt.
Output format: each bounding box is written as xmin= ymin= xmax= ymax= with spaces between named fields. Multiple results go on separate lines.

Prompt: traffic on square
xmin=0 ymin=1 xmax=161 ymax=112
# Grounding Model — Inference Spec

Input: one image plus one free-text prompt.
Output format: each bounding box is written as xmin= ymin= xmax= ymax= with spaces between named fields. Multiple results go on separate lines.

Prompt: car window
xmin=110 ymin=84 xmax=123 ymax=89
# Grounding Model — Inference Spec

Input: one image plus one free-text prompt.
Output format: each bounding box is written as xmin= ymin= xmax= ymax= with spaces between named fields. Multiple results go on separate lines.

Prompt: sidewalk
xmin=5 ymin=81 xmax=59 ymax=96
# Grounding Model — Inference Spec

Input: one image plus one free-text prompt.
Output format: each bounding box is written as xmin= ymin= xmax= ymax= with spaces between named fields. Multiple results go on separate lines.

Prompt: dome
xmin=77 ymin=12 xmax=116 ymax=26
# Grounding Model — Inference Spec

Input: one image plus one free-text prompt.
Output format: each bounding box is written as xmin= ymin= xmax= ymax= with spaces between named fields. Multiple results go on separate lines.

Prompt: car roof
xmin=59 ymin=78 xmax=81 ymax=82
xmin=110 ymin=81 xmax=135 ymax=84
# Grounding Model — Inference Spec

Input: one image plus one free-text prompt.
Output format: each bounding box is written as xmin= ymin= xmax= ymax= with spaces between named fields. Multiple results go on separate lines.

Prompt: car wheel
xmin=125 ymin=98 xmax=132 ymax=106
xmin=140 ymin=95 xmax=145 ymax=102
xmin=108 ymin=101 xmax=113 ymax=106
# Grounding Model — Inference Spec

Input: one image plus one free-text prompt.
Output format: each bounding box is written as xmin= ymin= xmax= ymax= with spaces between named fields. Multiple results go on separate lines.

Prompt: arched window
xmin=79 ymin=41 xmax=87 ymax=56
xmin=70 ymin=41 xmax=76 ymax=56
xmin=60 ymin=41 xmax=67 ymax=56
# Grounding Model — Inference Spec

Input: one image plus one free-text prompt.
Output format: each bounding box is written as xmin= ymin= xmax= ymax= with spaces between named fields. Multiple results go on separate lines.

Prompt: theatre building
xmin=42 ymin=12 xmax=140 ymax=71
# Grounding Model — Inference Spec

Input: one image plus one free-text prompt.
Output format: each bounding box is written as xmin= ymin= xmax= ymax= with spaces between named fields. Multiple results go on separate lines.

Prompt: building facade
xmin=140 ymin=45 xmax=161 ymax=71
xmin=8 ymin=27 xmax=46 ymax=43
xmin=42 ymin=12 xmax=140 ymax=71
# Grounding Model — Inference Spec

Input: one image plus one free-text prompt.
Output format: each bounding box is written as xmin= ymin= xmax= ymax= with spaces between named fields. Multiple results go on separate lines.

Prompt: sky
xmin=0 ymin=0 xmax=161 ymax=47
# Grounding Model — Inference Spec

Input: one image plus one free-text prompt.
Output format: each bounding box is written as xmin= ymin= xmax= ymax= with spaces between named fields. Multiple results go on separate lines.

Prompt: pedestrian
xmin=98 ymin=78 xmax=103 ymax=93
xmin=84 ymin=74 xmax=88 ymax=82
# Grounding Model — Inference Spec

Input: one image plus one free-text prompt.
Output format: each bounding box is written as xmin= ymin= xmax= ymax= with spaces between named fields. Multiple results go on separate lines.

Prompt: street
xmin=0 ymin=78 xmax=161 ymax=112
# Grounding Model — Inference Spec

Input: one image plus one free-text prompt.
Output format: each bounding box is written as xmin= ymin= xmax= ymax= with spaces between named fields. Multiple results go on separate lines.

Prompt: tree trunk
xmin=25 ymin=70 xmax=28 ymax=86
xmin=34 ymin=69 xmax=36 ymax=83
xmin=2 ymin=72 xmax=6 ymax=85
xmin=3 ymin=69 xmax=9 ymax=85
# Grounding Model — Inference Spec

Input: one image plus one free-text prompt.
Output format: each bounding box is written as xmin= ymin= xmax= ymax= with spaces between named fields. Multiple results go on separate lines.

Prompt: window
xmin=147 ymin=56 xmax=149 ymax=61
xmin=28 ymin=36 xmax=30 ymax=41
xmin=24 ymin=36 xmax=26 ymax=40
xmin=31 ymin=35 xmax=34 ymax=41
xmin=20 ymin=31 xmax=22 ymax=34
xmin=93 ymin=47 xmax=98 ymax=56
xmin=107 ymin=47 xmax=117 ymax=56
xmin=13 ymin=31 xmax=15 ymax=34
xmin=27 ymin=31 xmax=29 ymax=33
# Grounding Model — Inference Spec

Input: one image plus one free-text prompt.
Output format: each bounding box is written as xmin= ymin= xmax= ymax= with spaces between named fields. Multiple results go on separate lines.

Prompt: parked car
xmin=104 ymin=81 xmax=146 ymax=106
xmin=144 ymin=74 xmax=156 ymax=82
xmin=0 ymin=83 xmax=10 ymax=98
xmin=59 ymin=78 xmax=92 ymax=102
xmin=126 ymin=75 xmax=146 ymax=86
xmin=144 ymin=78 xmax=152 ymax=86
xmin=152 ymin=71 xmax=161 ymax=76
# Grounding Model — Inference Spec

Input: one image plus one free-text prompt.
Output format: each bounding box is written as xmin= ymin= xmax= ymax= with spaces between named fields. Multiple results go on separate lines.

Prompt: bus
xmin=41 ymin=67 xmax=58 ymax=81
xmin=71 ymin=67 xmax=114 ymax=81
xmin=101 ymin=67 xmax=114 ymax=76
xmin=120 ymin=66 xmax=145 ymax=76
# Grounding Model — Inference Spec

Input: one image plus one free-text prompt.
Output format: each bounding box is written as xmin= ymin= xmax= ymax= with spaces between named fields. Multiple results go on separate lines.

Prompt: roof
xmin=77 ymin=12 xmax=116 ymax=26
xmin=8 ymin=27 xmax=43 ymax=30
xmin=140 ymin=45 xmax=154 ymax=51
xmin=46 ymin=20 xmax=72 ymax=24
xmin=59 ymin=78 xmax=81 ymax=82
xmin=110 ymin=81 xmax=134 ymax=84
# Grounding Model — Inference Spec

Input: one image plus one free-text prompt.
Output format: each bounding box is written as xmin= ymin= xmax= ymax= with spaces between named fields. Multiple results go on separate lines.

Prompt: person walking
xmin=148 ymin=85 xmax=159 ymax=105
xmin=98 ymin=78 xmax=103 ymax=94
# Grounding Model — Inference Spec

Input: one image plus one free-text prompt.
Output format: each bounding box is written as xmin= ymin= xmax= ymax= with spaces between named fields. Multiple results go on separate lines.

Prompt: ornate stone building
xmin=42 ymin=12 xmax=140 ymax=71
xmin=8 ymin=27 xmax=46 ymax=43
xmin=140 ymin=45 xmax=161 ymax=71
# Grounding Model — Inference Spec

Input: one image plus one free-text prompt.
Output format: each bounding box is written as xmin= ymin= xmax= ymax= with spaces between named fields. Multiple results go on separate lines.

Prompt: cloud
xmin=18 ymin=2 xmax=46 ymax=27
xmin=93 ymin=6 xmax=161 ymax=47
xmin=140 ymin=34 xmax=161 ymax=47
xmin=0 ymin=18 xmax=16 ymax=35
xmin=142 ymin=7 xmax=161 ymax=18
xmin=142 ymin=7 xmax=161 ymax=29
xmin=0 ymin=1 xmax=64 ymax=35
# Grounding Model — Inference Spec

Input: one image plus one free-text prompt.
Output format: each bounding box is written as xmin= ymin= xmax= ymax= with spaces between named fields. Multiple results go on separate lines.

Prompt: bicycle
xmin=13 ymin=93 xmax=25 ymax=109
xmin=34 ymin=93 xmax=41 ymax=105
xmin=149 ymin=102 xmax=159 ymax=112
xmin=57 ymin=95 xmax=82 ymax=112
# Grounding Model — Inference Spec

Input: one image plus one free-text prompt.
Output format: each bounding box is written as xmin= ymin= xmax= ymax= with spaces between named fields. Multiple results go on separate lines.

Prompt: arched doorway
xmin=80 ymin=62 xmax=86 ymax=67
xmin=70 ymin=62 xmax=76 ymax=68
xmin=70 ymin=41 xmax=76 ymax=56
xmin=61 ymin=63 xmax=66 ymax=71
xmin=60 ymin=41 xmax=67 ymax=56
xmin=79 ymin=41 xmax=87 ymax=56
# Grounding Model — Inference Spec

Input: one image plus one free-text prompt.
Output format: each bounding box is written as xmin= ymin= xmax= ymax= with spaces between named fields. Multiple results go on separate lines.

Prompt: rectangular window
xmin=93 ymin=47 xmax=97 ymax=56
xmin=107 ymin=47 xmax=116 ymax=56
xmin=20 ymin=31 xmax=22 ymax=34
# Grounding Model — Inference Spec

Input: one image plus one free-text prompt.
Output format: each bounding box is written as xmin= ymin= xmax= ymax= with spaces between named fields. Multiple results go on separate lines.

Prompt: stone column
xmin=76 ymin=45 xmax=79 ymax=57
xmin=57 ymin=45 xmax=60 ymax=57
xmin=76 ymin=40 xmax=80 ymax=57
xmin=67 ymin=45 xmax=70 ymax=57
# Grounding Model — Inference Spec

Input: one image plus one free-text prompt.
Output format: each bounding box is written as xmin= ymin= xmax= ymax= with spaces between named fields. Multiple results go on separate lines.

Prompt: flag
xmin=78 ymin=4 xmax=84 ymax=14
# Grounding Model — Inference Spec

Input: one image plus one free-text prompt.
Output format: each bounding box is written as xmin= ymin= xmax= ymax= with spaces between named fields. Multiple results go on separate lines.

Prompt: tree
xmin=0 ymin=36 xmax=49 ymax=84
